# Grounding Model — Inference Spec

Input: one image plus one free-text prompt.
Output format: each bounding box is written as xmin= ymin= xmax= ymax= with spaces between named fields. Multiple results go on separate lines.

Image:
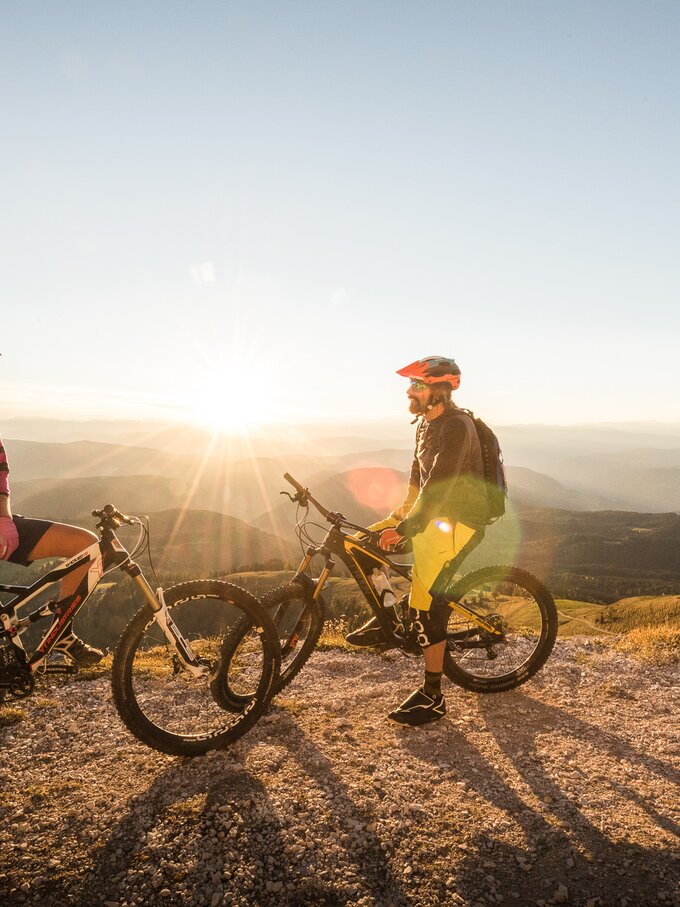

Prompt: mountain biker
xmin=346 ymin=356 xmax=487 ymax=726
xmin=0 ymin=435 xmax=104 ymax=666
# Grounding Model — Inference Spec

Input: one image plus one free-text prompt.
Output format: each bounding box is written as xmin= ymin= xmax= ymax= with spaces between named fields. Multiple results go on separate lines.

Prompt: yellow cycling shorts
xmin=366 ymin=516 xmax=478 ymax=612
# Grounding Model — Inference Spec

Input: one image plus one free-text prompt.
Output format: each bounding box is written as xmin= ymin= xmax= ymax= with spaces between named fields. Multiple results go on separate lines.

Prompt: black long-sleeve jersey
xmin=393 ymin=407 xmax=488 ymax=537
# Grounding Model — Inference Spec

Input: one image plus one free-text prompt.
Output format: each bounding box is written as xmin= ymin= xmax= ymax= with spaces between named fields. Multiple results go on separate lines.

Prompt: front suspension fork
xmin=128 ymin=566 xmax=208 ymax=679
xmin=294 ymin=547 xmax=335 ymax=600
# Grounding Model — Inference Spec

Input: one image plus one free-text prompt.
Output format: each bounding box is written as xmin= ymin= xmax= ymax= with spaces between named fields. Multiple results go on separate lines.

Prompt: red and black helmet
xmin=396 ymin=356 xmax=461 ymax=389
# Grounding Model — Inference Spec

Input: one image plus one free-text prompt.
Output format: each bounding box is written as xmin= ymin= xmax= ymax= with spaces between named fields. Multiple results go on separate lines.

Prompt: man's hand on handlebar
xmin=379 ymin=528 xmax=404 ymax=551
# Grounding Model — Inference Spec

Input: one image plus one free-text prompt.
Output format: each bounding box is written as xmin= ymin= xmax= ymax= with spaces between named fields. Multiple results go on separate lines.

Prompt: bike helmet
xmin=396 ymin=356 xmax=461 ymax=390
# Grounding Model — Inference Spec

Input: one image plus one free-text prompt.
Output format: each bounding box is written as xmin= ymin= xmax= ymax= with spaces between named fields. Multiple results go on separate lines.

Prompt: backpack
xmin=459 ymin=408 xmax=508 ymax=523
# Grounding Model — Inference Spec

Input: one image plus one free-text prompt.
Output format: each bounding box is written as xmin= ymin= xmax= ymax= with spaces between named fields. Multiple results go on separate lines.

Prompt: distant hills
xmin=6 ymin=439 xmax=193 ymax=482
xmin=6 ymin=417 xmax=680 ymax=516
xmin=553 ymin=453 xmax=680 ymax=512
xmin=464 ymin=508 xmax=680 ymax=603
xmin=505 ymin=466 xmax=617 ymax=511
xmin=136 ymin=508 xmax=298 ymax=574
xmin=5 ymin=419 xmax=680 ymax=607
xmin=11 ymin=474 xmax=185 ymax=525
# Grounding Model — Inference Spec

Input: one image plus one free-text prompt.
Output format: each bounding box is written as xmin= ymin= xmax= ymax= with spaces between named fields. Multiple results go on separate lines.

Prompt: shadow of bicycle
xmin=68 ymin=718 xmax=413 ymax=907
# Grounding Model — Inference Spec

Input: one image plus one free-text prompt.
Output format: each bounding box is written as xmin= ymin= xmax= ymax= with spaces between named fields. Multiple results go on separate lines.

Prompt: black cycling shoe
xmin=53 ymin=633 xmax=104 ymax=667
xmin=388 ymin=688 xmax=447 ymax=727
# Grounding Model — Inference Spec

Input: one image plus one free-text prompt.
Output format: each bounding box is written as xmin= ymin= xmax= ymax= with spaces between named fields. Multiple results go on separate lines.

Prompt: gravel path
xmin=1 ymin=639 xmax=678 ymax=907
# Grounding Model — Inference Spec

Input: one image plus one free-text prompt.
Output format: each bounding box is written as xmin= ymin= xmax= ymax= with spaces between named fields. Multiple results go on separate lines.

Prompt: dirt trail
xmin=1 ymin=638 xmax=678 ymax=907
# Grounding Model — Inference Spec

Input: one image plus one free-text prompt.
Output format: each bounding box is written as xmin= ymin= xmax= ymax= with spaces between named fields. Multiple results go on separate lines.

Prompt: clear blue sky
xmin=2 ymin=0 xmax=679 ymax=428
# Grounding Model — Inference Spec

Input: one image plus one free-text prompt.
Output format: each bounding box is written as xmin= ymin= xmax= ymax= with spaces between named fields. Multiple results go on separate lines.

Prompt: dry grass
xmin=33 ymin=695 xmax=61 ymax=709
xmin=599 ymin=595 xmax=680 ymax=633
xmin=0 ymin=703 xmax=26 ymax=727
xmin=615 ymin=625 xmax=680 ymax=664
xmin=317 ymin=618 xmax=353 ymax=651
xmin=72 ymin=653 xmax=113 ymax=681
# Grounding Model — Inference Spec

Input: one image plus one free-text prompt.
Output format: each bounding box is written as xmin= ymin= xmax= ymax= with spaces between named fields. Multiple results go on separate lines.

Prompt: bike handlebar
xmin=283 ymin=473 xmax=332 ymax=520
xmin=282 ymin=472 xmax=410 ymax=561
xmin=283 ymin=473 xmax=381 ymax=539
xmin=92 ymin=504 xmax=137 ymax=529
xmin=283 ymin=472 xmax=306 ymax=496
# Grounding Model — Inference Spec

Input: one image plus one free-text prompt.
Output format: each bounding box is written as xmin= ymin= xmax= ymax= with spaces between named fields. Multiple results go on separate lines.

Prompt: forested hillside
xmin=465 ymin=508 xmax=680 ymax=602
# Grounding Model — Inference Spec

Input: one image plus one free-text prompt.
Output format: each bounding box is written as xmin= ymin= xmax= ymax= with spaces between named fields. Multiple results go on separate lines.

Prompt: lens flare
xmin=345 ymin=467 xmax=403 ymax=512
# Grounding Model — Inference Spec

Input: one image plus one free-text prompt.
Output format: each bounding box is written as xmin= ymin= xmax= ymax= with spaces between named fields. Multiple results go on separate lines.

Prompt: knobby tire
xmin=111 ymin=580 xmax=280 ymax=756
xmin=443 ymin=565 xmax=557 ymax=693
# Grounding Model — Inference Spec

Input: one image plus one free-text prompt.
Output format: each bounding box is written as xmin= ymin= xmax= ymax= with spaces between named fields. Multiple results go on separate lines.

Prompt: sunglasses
xmin=409 ymin=379 xmax=428 ymax=391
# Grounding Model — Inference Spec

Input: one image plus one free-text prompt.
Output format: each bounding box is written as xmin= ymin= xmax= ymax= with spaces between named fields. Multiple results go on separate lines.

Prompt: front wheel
xmin=443 ymin=566 xmax=557 ymax=693
xmin=111 ymin=581 xmax=280 ymax=756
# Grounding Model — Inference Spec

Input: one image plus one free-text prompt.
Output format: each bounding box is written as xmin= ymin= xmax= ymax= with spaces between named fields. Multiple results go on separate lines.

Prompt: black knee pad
xmin=409 ymin=598 xmax=450 ymax=648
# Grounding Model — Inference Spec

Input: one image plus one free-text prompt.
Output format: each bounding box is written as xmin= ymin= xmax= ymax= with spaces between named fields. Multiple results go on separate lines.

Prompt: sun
xmin=191 ymin=387 xmax=262 ymax=434
xmin=182 ymin=357 xmax=276 ymax=435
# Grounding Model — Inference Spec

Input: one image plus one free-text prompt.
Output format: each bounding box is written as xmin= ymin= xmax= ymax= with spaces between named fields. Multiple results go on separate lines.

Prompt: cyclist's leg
xmin=24 ymin=521 xmax=102 ymax=664
xmin=412 ymin=522 xmax=481 ymax=662
xmin=26 ymin=521 xmax=97 ymax=598
xmin=409 ymin=520 xmax=463 ymax=671
xmin=410 ymin=521 xmax=477 ymax=612
xmin=389 ymin=521 xmax=480 ymax=726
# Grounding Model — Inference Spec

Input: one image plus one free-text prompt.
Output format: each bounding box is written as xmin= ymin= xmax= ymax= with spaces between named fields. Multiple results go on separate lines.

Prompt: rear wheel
xmin=264 ymin=579 xmax=324 ymax=694
xmin=443 ymin=566 xmax=557 ymax=693
xmin=215 ymin=578 xmax=324 ymax=711
xmin=111 ymin=581 xmax=280 ymax=756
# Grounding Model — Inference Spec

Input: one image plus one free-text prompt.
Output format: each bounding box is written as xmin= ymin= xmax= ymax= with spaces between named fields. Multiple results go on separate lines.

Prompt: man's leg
xmin=388 ymin=521 xmax=478 ymax=726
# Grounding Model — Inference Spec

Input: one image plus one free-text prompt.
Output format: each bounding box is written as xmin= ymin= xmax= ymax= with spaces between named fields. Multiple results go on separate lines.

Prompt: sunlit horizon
xmin=4 ymin=380 xmax=680 ymax=438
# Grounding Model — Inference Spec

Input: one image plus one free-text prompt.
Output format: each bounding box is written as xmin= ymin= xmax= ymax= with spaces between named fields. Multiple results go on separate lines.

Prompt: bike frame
xmin=292 ymin=520 xmax=502 ymax=648
xmin=0 ymin=519 xmax=207 ymax=680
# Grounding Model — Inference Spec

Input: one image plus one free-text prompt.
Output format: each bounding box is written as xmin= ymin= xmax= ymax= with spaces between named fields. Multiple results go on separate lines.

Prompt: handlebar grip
xmin=283 ymin=473 xmax=306 ymax=494
xmin=92 ymin=504 xmax=135 ymax=526
xmin=282 ymin=473 xmax=332 ymax=520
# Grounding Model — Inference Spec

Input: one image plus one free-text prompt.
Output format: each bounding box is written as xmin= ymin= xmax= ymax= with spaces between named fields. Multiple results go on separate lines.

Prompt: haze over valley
xmin=4 ymin=416 xmax=680 ymax=645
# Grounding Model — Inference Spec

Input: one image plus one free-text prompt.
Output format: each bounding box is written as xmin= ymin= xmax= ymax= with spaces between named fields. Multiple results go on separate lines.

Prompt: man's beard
xmin=408 ymin=397 xmax=426 ymax=415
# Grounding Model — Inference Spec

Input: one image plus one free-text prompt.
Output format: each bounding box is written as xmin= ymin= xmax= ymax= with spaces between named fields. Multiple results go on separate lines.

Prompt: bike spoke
xmin=113 ymin=584 xmax=279 ymax=754
xmin=447 ymin=577 xmax=547 ymax=680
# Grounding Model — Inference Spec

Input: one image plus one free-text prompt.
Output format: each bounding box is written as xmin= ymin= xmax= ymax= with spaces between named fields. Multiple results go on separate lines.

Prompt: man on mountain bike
xmin=0 ymin=436 xmax=104 ymax=666
xmin=346 ymin=356 xmax=487 ymax=726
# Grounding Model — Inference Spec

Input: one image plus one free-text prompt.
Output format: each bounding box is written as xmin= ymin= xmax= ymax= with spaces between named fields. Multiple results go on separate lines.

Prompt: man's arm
xmin=389 ymin=453 xmax=420 ymax=521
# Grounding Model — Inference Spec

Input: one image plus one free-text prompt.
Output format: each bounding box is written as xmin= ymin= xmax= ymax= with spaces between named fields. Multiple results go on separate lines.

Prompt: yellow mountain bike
xmin=220 ymin=474 xmax=557 ymax=711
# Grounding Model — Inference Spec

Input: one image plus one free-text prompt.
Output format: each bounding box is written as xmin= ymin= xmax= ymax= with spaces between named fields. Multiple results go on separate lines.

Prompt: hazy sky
xmin=2 ymin=0 xmax=679 ymax=430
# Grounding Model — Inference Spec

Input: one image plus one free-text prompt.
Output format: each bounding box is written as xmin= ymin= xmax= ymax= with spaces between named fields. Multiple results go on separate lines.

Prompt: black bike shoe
xmin=53 ymin=633 xmax=104 ymax=667
xmin=388 ymin=688 xmax=447 ymax=727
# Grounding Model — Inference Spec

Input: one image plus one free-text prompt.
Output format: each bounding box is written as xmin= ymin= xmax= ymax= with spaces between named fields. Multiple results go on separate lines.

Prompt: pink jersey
xmin=0 ymin=436 xmax=9 ymax=496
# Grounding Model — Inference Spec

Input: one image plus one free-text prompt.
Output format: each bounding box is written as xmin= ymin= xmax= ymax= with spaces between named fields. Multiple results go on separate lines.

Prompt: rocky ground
xmin=0 ymin=638 xmax=678 ymax=907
